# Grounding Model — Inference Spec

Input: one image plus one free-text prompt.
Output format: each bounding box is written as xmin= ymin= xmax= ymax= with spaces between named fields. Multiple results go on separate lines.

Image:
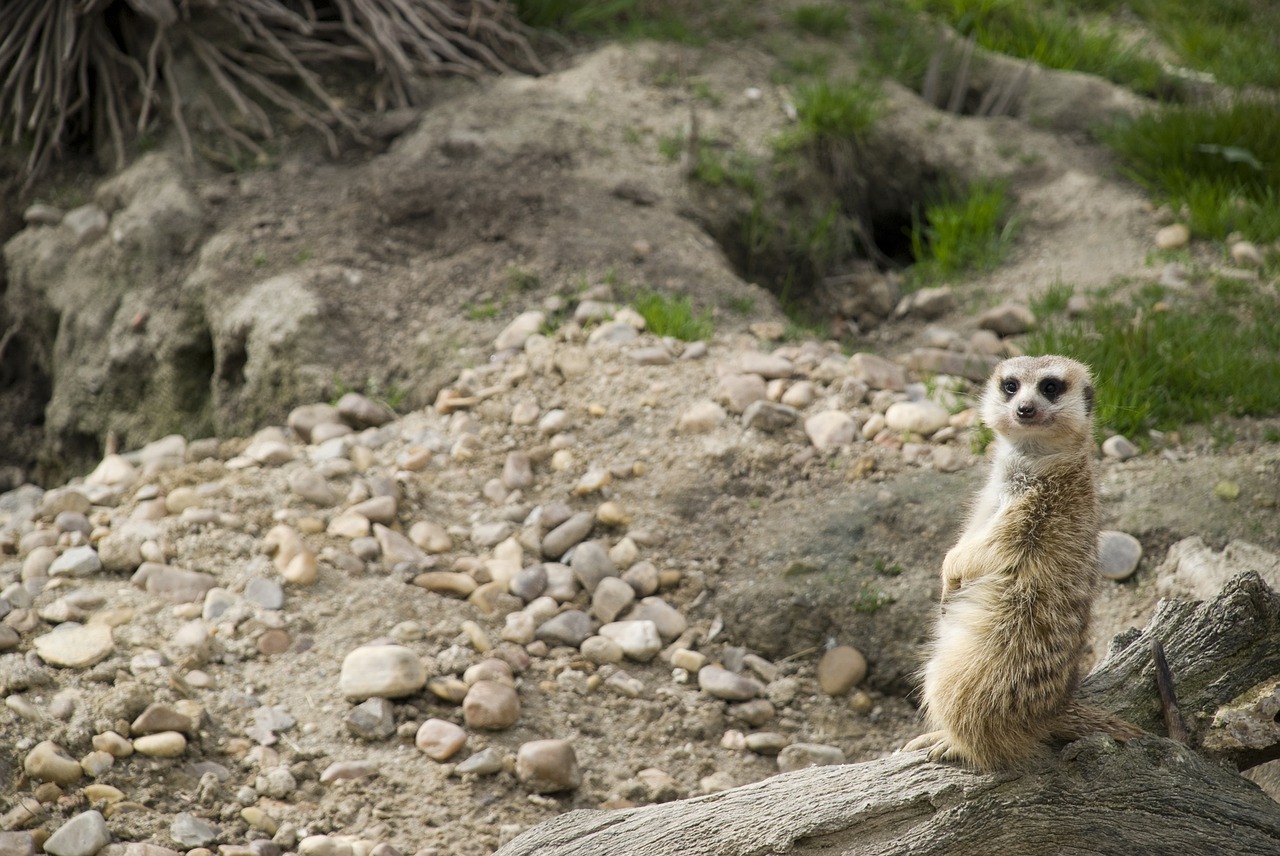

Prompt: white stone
xmin=339 ymin=645 xmax=427 ymax=700
xmin=34 ymin=625 xmax=114 ymax=668
xmin=885 ymin=400 xmax=950 ymax=436
xmin=597 ymin=620 xmax=662 ymax=662
xmin=804 ymin=411 xmax=857 ymax=451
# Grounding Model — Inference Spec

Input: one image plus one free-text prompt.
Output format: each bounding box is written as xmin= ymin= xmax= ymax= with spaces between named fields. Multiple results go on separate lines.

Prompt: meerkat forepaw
xmin=903 ymin=731 xmax=965 ymax=763
xmin=902 ymin=731 xmax=945 ymax=754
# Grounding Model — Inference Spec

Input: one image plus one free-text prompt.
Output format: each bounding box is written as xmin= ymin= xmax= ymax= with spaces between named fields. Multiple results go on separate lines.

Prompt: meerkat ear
xmin=1083 ymin=383 xmax=1095 ymax=416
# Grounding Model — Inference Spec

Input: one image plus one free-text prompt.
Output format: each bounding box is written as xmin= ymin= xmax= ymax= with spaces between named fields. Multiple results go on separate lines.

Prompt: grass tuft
xmin=788 ymin=4 xmax=851 ymax=38
xmin=910 ymin=0 xmax=1167 ymax=95
xmin=779 ymin=78 xmax=884 ymax=150
xmin=632 ymin=291 xmax=714 ymax=341
xmin=1027 ymin=283 xmax=1280 ymax=438
xmin=1101 ymin=100 xmax=1280 ymax=241
xmin=909 ymin=180 xmax=1016 ymax=283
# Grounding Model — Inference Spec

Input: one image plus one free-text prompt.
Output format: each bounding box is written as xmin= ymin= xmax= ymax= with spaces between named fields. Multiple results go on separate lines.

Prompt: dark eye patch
xmin=1038 ymin=377 xmax=1065 ymax=400
xmin=1001 ymin=378 xmax=1019 ymax=396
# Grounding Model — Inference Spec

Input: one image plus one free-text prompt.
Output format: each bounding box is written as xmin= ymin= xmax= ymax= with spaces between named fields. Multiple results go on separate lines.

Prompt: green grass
xmin=909 ymin=180 xmax=1015 ymax=282
xmin=777 ymin=78 xmax=884 ymax=150
xmin=1027 ymin=283 xmax=1280 ymax=438
xmin=788 ymin=4 xmax=852 ymax=38
xmin=632 ymin=291 xmax=714 ymax=341
xmin=512 ymin=0 xmax=761 ymax=42
xmin=1101 ymin=100 xmax=1280 ymax=241
xmin=1071 ymin=0 xmax=1280 ymax=89
xmin=910 ymin=0 xmax=1167 ymax=95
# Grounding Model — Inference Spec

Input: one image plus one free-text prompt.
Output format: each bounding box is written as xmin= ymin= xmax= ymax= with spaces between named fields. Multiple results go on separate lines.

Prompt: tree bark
xmin=496 ymin=573 xmax=1280 ymax=856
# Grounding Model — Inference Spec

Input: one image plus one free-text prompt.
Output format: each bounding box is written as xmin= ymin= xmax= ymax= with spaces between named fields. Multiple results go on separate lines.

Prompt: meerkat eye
xmin=1038 ymin=378 xmax=1064 ymax=400
xmin=1001 ymin=378 xmax=1019 ymax=396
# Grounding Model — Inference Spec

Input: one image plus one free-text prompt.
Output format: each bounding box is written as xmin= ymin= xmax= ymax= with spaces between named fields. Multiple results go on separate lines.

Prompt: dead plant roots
xmin=0 ymin=0 xmax=544 ymax=181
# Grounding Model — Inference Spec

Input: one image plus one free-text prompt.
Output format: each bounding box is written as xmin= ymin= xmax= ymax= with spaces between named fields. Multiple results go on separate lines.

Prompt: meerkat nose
xmin=1016 ymin=402 xmax=1037 ymax=419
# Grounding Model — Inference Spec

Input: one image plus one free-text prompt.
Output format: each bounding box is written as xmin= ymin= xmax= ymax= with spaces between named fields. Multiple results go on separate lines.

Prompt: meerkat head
xmin=981 ymin=355 xmax=1095 ymax=454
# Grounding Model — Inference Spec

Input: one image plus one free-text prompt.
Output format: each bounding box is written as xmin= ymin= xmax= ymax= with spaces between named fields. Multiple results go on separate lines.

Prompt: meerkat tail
xmin=1051 ymin=700 xmax=1144 ymax=743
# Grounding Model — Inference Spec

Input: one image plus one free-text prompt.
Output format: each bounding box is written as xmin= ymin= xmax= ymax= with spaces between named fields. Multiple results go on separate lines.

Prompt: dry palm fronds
xmin=0 ymin=0 xmax=544 ymax=183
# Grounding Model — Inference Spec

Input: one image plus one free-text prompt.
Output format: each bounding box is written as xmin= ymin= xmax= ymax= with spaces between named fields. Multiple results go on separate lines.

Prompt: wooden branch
xmin=497 ymin=573 xmax=1280 ymax=856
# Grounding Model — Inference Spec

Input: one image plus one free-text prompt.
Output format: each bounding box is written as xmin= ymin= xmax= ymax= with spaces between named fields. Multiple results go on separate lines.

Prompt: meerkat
xmin=903 ymin=354 xmax=1143 ymax=770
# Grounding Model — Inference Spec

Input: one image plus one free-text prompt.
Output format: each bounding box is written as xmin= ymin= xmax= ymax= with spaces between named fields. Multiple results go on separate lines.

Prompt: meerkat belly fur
xmin=904 ymin=355 xmax=1142 ymax=769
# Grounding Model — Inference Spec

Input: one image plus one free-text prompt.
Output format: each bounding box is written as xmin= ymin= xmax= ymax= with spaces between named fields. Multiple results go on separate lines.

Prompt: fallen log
xmin=497 ymin=572 xmax=1280 ymax=856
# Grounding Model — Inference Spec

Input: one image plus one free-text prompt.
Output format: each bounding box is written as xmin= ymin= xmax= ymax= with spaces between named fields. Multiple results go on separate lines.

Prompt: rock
xmin=131 ymin=703 xmax=194 ymax=735
xmin=244 ymin=438 xmax=295 ymax=467
xmin=740 ymin=353 xmax=794 ymax=379
xmin=729 ymin=699 xmax=776 ymax=727
xmin=244 ymin=578 xmax=285 ymax=609
xmin=455 ymin=746 xmax=506 ymax=776
xmin=580 ymin=635 xmax=625 ymax=665
xmin=670 ymin=649 xmax=707 ymax=672
xmin=298 ymin=836 xmax=351 ymax=856
xmin=1102 ymin=435 xmax=1139 ymax=461
xmin=630 ymin=345 xmax=673 ymax=365
xmin=677 ymin=400 xmax=728 ymax=433
xmin=535 ymin=610 xmax=594 ymax=647
xmin=34 ymin=625 xmax=114 ymax=669
xmin=413 ymin=571 xmax=477 ymax=597
xmin=495 ymin=311 xmax=546 ymax=352
xmin=777 ymin=742 xmax=846 ymax=772
xmin=463 ymin=680 xmax=520 ymax=730
xmin=1230 ymin=240 xmax=1264 ymax=268
xmin=64 ymin=204 xmax=109 ymax=244
xmin=804 ymin=411 xmax=857 ymax=451
xmin=373 ymin=524 xmax=426 ymax=566
xmin=605 ymin=670 xmax=645 ymax=698
xmin=502 ymin=452 xmax=534 ymax=490
xmin=976 ymin=303 xmax=1036 ymax=336
xmin=744 ymin=731 xmax=789 ymax=755
xmin=884 ymin=400 xmax=950 ymax=436
xmin=49 ymin=546 xmax=102 ymax=578
xmin=570 ymin=541 xmax=617 ymax=593
xmin=716 ymin=374 xmax=767 ymax=413
xmin=287 ymin=403 xmax=341 ymax=443
xmin=598 ymin=620 xmax=662 ymax=662
xmin=587 ymin=320 xmax=638 ymax=345
xmin=780 ymin=381 xmax=815 ymax=408
xmin=906 ymin=348 xmax=1000 ymax=382
xmin=1155 ymin=223 xmax=1190 ymax=250
xmin=131 ymin=562 xmax=217 ymax=602
xmin=742 ymin=401 xmax=799 ymax=433
xmin=1099 ymin=530 xmax=1143 ymax=581
xmin=541 ymin=511 xmax=595 ymax=558
xmin=622 ymin=561 xmax=659 ymax=597
xmin=698 ymin=666 xmax=764 ymax=701
xmin=351 ymin=495 xmax=397 ymax=525
xmin=289 ymin=470 xmax=339 ymax=506
xmin=817 ymin=646 xmax=867 ymax=695
xmin=409 ymin=521 xmax=453 ymax=553
xmin=415 ymin=719 xmax=467 ymax=761
xmin=847 ymin=353 xmax=905 ymax=390
xmin=327 ymin=510 xmax=371 ymax=540
xmin=25 ymin=741 xmax=83 ymax=785
xmin=319 ymin=761 xmax=378 ymax=784
xmin=132 ymin=732 xmax=186 ymax=757
xmin=345 ymin=698 xmax=396 ymax=741
xmin=591 ymin=577 xmax=636 ymax=623
xmin=339 ymin=645 xmax=427 ymax=700
xmin=96 ymin=531 xmax=144 ymax=573
xmin=44 ymin=811 xmax=110 ymax=856
xmin=515 ymin=740 xmax=580 ymax=793
xmin=626 ymin=596 xmax=687 ymax=641
xmin=895 ymin=286 xmax=955 ymax=320
xmin=336 ymin=393 xmax=394 ymax=428
xmin=170 ymin=814 xmax=217 ymax=849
